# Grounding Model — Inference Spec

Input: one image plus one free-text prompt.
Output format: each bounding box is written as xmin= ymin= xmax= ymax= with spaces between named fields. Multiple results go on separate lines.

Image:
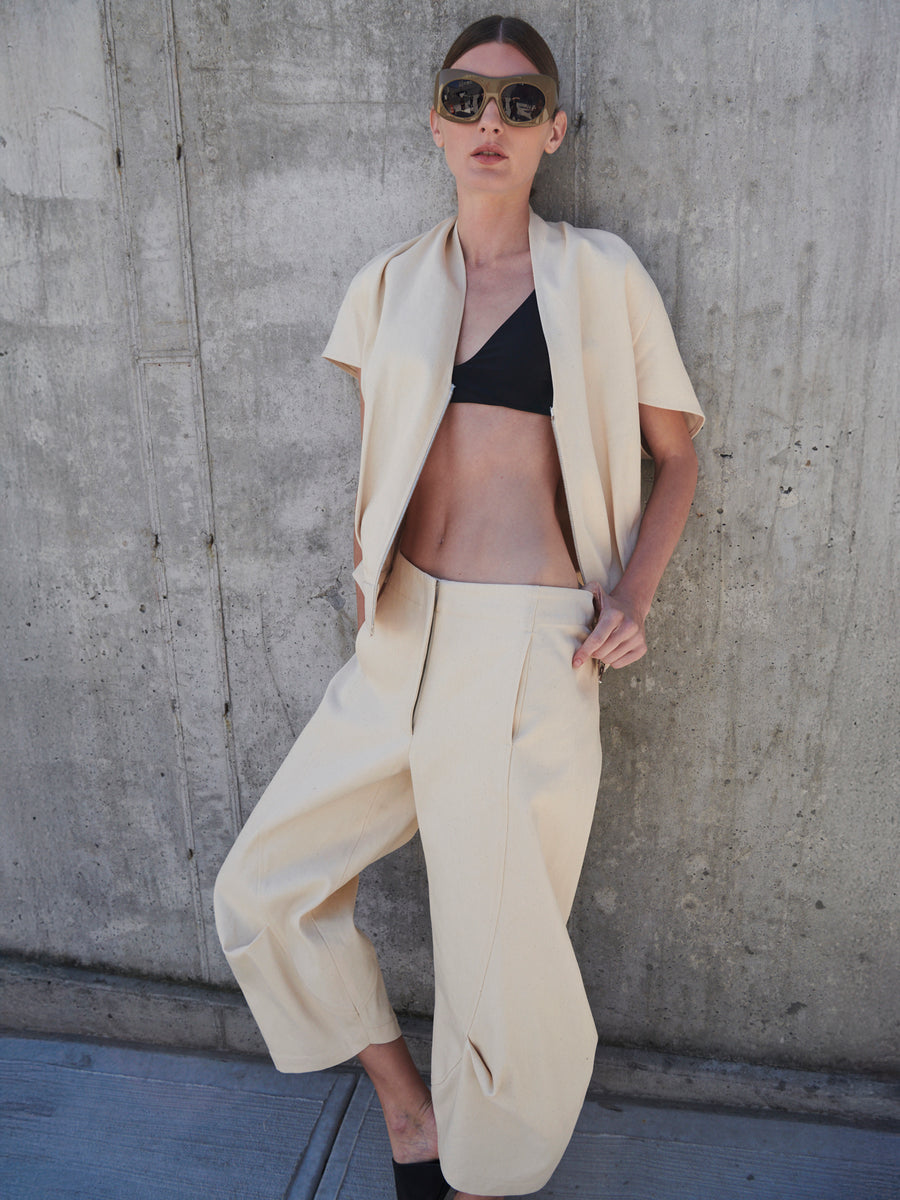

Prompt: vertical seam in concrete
xmin=162 ymin=0 xmax=244 ymax=1004
xmin=100 ymin=1 xmax=208 ymax=981
xmin=100 ymin=0 xmax=214 ymax=985
xmin=162 ymin=0 xmax=243 ymax=843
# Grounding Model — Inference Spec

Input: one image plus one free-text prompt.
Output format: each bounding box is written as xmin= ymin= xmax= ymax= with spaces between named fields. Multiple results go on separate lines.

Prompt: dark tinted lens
xmin=500 ymin=82 xmax=547 ymax=123
xmin=441 ymin=78 xmax=485 ymax=119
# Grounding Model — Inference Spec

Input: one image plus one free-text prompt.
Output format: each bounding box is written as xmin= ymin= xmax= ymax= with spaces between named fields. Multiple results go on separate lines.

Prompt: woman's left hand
xmin=572 ymin=582 xmax=648 ymax=671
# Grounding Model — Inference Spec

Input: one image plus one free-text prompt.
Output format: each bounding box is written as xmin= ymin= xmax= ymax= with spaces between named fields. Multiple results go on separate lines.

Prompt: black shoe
xmin=391 ymin=1156 xmax=452 ymax=1200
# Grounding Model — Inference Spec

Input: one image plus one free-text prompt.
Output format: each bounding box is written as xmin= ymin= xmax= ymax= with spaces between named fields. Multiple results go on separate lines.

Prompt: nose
xmin=479 ymin=97 xmax=503 ymax=130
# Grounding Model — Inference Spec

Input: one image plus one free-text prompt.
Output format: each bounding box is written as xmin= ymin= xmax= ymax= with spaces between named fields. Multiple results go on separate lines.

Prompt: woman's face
xmin=430 ymin=40 xmax=567 ymax=198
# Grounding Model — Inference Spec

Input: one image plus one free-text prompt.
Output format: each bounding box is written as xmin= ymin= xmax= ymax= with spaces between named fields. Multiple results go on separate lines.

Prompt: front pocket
xmin=509 ymin=633 xmax=535 ymax=744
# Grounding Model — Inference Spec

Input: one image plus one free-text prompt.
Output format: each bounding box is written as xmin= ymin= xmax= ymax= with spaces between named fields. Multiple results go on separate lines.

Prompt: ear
xmin=429 ymin=106 xmax=444 ymax=147
xmin=542 ymin=107 xmax=567 ymax=156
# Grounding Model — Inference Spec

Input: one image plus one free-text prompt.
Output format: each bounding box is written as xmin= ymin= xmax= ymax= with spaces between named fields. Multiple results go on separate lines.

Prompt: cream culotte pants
xmin=213 ymin=553 xmax=603 ymax=1196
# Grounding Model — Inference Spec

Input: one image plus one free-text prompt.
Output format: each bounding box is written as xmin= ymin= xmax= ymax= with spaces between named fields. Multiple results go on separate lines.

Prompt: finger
xmin=601 ymin=635 xmax=648 ymax=669
xmin=589 ymin=579 xmax=610 ymax=603
xmin=572 ymin=627 xmax=610 ymax=667
xmin=575 ymin=621 xmax=646 ymax=669
xmin=587 ymin=580 xmax=606 ymax=608
xmin=585 ymin=580 xmax=610 ymax=625
xmin=573 ymin=610 xmax=628 ymax=661
xmin=576 ymin=614 xmax=633 ymax=665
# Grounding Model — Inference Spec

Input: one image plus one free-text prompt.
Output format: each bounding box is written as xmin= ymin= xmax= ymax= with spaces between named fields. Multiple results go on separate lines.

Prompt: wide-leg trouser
xmin=213 ymin=552 xmax=603 ymax=1196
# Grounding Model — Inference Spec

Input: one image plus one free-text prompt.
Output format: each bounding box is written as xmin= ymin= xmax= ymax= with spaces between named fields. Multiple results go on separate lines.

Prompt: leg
xmin=213 ymin=654 xmax=416 ymax=1068
xmin=410 ymin=584 xmax=602 ymax=1197
xmin=214 ymin=565 xmax=436 ymax=1071
xmin=358 ymin=1036 xmax=438 ymax=1164
xmin=360 ymin=1035 xmax=501 ymax=1200
xmin=359 ymin=1038 xmax=498 ymax=1198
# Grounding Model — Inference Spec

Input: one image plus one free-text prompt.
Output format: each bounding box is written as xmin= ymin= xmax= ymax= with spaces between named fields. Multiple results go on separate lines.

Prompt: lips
xmin=472 ymin=143 xmax=507 ymax=162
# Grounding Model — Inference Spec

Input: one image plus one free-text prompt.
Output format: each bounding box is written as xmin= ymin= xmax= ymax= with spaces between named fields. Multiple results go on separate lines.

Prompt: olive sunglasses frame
xmin=433 ymin=69 xmax=558 ymax=128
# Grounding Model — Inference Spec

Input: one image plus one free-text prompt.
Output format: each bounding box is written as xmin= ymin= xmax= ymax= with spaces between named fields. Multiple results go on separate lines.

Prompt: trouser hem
xmin=269 ymin=1013 xmax=403 ymax=1074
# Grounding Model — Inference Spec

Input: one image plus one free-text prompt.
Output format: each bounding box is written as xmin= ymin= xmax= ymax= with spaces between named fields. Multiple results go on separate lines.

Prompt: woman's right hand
xmin=572 ymin=581 xmax=648 ymax=671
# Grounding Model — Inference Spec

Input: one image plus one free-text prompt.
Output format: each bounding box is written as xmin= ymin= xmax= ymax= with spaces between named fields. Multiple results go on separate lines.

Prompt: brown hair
xmin=441 ymin=15 xmax=560 ymax=90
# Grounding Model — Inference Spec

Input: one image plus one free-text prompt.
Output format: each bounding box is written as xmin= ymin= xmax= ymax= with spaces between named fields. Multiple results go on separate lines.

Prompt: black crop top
xmin=451 ymin=290 xmax=553 ymax=416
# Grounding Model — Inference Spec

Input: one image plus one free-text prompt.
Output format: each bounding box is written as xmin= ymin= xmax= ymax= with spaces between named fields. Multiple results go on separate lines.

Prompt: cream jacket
xmin=323 ymin=209 xmax=705 ymax=633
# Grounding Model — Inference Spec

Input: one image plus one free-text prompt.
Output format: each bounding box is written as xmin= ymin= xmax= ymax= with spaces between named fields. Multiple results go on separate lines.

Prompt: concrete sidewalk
xmin=1 ymin=1033 xmax=899 ymax=1199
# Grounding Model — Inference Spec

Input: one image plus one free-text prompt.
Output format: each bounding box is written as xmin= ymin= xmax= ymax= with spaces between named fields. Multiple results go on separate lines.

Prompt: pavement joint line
xmin=313 ymin=1075 xmax=379 ymax=1200
xmin=284 ymin=1072 xmax=359 ymax=1200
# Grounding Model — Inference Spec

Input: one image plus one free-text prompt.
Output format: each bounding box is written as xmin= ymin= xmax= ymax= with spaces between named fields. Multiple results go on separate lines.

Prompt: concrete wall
xmin=2 ymin=0 xmax=897 ymax=1082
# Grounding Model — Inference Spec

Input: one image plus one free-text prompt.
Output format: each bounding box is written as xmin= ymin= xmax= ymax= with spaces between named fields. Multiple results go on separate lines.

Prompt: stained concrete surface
xmin=1 ymin=0 xmax=899 ymax=1092
xmin=2 ymin=1035 xmax=899 ymax=1200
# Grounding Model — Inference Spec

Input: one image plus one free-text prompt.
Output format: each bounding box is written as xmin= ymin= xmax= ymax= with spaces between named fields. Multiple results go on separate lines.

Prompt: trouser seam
xmin=308 ymin=906 xmax=382 ymax=1025
xmin=334 ymin=776 xmax=387 ymax=894
xmin=311 ymin=775 xmax=392 ymax=1024
xmin=434 ymin=599 xmax=539 ymax=1087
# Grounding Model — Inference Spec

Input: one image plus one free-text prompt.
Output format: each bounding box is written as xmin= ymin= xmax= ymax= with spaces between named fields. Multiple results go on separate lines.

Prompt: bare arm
xmin=572 ymin=404 xmax=699 ymax=669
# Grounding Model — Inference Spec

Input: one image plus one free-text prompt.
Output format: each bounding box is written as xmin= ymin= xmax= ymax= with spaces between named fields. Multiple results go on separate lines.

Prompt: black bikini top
xmin=450 ymin=290 xmax=553 ymax=416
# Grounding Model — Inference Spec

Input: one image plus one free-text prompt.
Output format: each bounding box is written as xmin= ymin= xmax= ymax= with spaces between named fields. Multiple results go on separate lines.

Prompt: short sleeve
xmin=321 ymin=235 xmax=416 ymax=380
xmin=625 ymin=256 xmax=705 ymax=452
xmin=321 ymin=269 xmax=369 ymax=379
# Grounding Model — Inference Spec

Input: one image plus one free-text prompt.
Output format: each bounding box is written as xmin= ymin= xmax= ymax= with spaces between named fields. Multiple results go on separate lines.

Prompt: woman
xmin=214 ymin=15 xmax=704 ymax=1200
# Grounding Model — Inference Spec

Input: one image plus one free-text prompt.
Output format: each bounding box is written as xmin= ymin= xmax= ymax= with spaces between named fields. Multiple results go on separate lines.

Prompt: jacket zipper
xmin=367 ymin=382 xmax=455 ymax=634
xmin=549 ymin=405 xmax=587 ymax=584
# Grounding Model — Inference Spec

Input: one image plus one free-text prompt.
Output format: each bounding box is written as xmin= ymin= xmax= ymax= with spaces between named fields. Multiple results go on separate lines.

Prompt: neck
xmin=454 ymin=190 xmax=532 ymax=269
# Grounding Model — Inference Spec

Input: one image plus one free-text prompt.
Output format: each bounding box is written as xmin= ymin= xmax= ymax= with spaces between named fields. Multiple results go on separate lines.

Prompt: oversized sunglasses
xmin=434 ymin=69 xmax=558 ymax=127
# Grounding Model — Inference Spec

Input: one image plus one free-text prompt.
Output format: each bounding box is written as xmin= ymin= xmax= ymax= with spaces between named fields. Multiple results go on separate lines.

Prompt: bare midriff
xmin=397 ymin=400 xmax=579 ymax=587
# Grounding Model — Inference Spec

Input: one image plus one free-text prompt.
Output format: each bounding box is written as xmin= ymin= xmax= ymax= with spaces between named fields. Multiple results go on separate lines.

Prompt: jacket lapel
xmin=530 ymin=210 xmax=616 ymax=574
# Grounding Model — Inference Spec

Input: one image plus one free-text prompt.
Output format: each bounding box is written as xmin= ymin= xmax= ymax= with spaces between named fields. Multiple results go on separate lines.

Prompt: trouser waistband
xmin=388 ymin=552 xmax=596 ymax=631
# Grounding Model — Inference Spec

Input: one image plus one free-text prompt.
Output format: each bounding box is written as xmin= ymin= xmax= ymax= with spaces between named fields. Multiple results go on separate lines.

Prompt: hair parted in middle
xmin=440 ymin=14 xmax=560 ymax=101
